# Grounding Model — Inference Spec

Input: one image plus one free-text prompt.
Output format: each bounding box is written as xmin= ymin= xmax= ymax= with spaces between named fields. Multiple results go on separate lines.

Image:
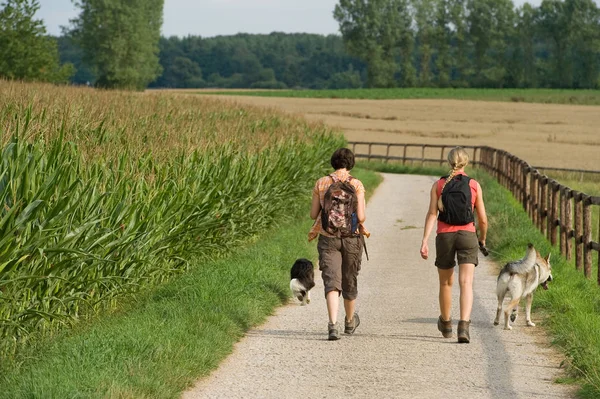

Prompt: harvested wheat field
xmin=208 ymin=95 xmax=599 ymax=170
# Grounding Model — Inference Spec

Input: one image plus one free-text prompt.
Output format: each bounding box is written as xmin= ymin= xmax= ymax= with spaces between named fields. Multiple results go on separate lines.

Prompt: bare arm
xmin=475 ymin=182 xmax=488 ymax=245
xmin=420 ymin=183 xmax=439 ymax=260
xmin=310 ymin=191 xmax=321 ymax=220
xmin=356 ymin=191 xmax=366 ymax=223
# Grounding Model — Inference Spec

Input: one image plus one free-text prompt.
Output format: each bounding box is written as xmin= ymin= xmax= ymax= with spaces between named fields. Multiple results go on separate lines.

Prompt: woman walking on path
xmin=309 ymin=148 xmax=369 ymax=341
xmin=420 ymin=147 xmax=488 ymax=343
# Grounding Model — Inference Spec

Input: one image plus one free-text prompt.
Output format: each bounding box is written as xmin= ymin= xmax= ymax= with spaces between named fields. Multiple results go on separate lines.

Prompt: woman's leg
xmin=318 ymin=236 xmax=343 ymax=326
xmin=343 ymin=298 xmax=355 ymax=322
xmin=327 ymin=290 xmax=340 ymax=324
xmin=340 ymin=236 xmax=362 ymax=323
xmin=438 ymin=268 xmax=454 ymax=321
xmin=458 ymin=263 xmax=475 ymax=321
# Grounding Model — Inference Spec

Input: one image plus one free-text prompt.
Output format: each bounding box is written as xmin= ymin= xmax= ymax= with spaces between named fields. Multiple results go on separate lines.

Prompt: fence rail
xmin=349 ymin=141 xmax=600 ymax=284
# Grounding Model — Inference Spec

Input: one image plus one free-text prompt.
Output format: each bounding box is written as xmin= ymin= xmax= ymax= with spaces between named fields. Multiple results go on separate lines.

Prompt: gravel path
xmin=183 ymin=174 xmax=575 ymax=399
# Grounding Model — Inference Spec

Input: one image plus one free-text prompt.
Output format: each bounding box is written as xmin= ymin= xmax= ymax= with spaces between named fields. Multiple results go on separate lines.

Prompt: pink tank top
xmin=436 ymin=173 xmax=478 ymax=234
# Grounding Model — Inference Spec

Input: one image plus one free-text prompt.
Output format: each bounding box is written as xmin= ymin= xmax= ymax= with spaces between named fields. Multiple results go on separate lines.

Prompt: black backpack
xmin=438 ymin=175 xmax=475 ymax=226
xmin=321 ymin=175 xmax=359 ymax=238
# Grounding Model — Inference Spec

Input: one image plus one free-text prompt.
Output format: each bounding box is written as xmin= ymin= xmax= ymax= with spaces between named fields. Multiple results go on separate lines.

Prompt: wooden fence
xmin=349 ymin=141 xmax=600 ymax=284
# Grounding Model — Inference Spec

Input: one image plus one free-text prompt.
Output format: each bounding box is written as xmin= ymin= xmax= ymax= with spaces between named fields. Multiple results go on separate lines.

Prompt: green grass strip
xmin=0 ymin=168 xmax=381 ymax=399
xmin=356 ymin=160 xmax=448 ymax=177
xmin=199 ymin=88 xmax=600 ymax=106
xmin=471 ymin=169 xmax=600 ymax=398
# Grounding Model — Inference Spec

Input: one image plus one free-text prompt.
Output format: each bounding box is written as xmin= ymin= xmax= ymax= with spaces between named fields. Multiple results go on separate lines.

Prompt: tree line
xmin=2 ymin=0 xmax=599 ymax=90
xmin=335 ymin=0 xmax=600 ymax=89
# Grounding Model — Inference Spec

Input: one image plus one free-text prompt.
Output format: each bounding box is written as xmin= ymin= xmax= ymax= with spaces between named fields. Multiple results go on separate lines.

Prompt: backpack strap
xmin=329 ymin=173 xmax=353 ymax=183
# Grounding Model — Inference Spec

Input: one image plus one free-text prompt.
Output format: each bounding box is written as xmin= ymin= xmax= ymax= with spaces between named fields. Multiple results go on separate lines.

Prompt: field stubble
xmin=208 ymin=95 xmax=600 ymax=171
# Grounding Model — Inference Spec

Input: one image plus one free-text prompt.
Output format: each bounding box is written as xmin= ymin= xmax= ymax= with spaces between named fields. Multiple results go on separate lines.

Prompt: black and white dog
xmin=290 ymin=258 xmax=315 ymax=305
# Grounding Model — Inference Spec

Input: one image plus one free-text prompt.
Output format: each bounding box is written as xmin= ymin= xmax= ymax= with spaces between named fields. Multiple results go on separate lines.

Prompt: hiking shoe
xmin=344 ymin=313 xmax=360 ymax=335
xmin=437 ymin=316 xmax=452 ymax=338
xmin=328 ymin=322 xmax=340 ymax=341
xmin=457 ymin=320 xmax=471 ymax=343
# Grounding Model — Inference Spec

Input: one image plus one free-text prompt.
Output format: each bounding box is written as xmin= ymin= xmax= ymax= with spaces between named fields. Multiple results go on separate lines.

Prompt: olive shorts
xmin=317 ymin=235 xmax=363 ymax=300
xmin=435 ymin=230 xmax=479 ymax=269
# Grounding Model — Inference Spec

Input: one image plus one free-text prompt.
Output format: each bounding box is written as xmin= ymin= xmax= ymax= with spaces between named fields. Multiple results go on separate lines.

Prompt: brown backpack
xmin=321 ymin=174 xmax=358 ymax=237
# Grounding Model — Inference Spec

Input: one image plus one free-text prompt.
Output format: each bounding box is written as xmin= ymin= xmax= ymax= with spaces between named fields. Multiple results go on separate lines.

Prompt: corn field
xmin=0 ymin=81 xmax=343 ymax=355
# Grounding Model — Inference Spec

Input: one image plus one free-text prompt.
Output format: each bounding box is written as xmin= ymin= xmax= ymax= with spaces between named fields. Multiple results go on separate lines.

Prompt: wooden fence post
xmin=550 ymin=182 xmax=559 ymax=247
xmin=583 ymin=197 xmax=592 ymax=279
xmin=440 ymin=146 xmax=446 ymax=166
xmin=509 ymin=157 xmax=515 ymax=197
xmin=531 ymin=173 xmax=538 ymax=224
xmin=574 ymin=193 xmax=583 ymax=271
xmin=560 ymin=187 xmax=567 ymax=256
xmin=385 ymin=144 xmax=391 ymax=163
xmin=497 ymin=152 xmax=502 ymax=185
xmin=402 ymin=145 xmax=407 ymax=165
xmin=522 ymin=165 xmax=530 ymax=213
xmin=564 ymin=188 xmax=572 ymax=261
xmin=515 ymin=160 xmax=521 ymax=202
xmin=540 ymin=178 xmax=548 ymax=236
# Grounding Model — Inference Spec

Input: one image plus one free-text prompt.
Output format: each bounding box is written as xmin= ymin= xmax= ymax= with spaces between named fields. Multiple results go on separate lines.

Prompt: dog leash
xmin=479 ymin=242 xmax=509 ymax=258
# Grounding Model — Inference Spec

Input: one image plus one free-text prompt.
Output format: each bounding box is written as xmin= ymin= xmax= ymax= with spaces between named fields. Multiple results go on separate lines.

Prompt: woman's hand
xmin=420 ymin=241 xmax=429 ymax=260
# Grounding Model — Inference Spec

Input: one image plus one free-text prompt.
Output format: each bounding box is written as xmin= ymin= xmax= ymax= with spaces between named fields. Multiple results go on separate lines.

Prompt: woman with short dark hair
xmin=330 ymin=148 xmax=355 ymax=170
xmin=309 ymin=147 xmax=369 ymax=341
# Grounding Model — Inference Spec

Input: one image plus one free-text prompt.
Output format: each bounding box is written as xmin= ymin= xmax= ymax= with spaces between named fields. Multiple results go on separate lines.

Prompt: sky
xmin=35 ymin=0 xmax=594 ymax=38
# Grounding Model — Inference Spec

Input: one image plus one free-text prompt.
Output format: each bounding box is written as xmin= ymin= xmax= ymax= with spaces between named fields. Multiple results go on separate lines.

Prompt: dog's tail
xmin=505 ymin=243 xmax=537 ymax=275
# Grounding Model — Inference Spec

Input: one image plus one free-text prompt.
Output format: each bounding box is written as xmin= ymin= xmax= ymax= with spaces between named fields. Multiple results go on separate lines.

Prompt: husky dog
xmin=290 ymin=258 xmax=315 ymax=305
xmin=494 ymin=243 xmax=552 ymax=330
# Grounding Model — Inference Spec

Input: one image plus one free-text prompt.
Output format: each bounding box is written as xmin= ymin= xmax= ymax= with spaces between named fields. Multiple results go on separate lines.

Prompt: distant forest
xmin=58 ymin=33 xmax=366 ymax=90
xmin=56 ymin=0 xmax=600 ymax=90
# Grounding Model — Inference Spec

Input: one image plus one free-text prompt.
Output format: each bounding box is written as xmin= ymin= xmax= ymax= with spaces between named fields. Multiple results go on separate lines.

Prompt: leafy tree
xmin=56 ymin=34 xmax=94 ymax=85
xmin=70 ymin=0 xmax=164 ymax=90
xmin=448 ymin=0 xmax=471 ymax=86
xmin=334 ymin=0 xmax=409 ymax=87
xmin=0 ymin=0 xmax=74 ymax=82
xmin=537 ymin=0 xmax=572 ymax=87
xmin=566 ymin=0 xmax=600 ymax=88
xmin=514 ymin=3 xmax=538 ymax=88
xmin=413 ymin=0 xmax=437 ymax=86
xmin=467 ymin=0 xmax=515 ymax=87
xmin=434 ymin=0 xmax=452 ymax=87
xmin=328 ymin=65 xmax=363 ymax=89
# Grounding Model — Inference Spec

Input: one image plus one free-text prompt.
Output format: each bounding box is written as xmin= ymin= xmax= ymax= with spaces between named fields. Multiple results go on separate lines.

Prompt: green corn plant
xmin=0 ymin=81 xmax=344 ymax=356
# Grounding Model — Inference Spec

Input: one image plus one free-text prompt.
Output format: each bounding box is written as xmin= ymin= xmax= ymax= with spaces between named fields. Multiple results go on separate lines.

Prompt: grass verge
xmin=199 ymin=88 xmax=600 ymax=106
xmin=0 ymin=168 xmax=381 ymax=399
xmin=472 ymin=169 xmax=599 ymax=398
xmin=356 ymin=160 xmax=448 ymax=178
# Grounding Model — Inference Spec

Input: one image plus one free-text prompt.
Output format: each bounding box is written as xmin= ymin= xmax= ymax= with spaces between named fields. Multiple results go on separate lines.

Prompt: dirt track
xmin=183 ymin=174 xmax=575 ymax=399
xmin=210 ymin=96 xmax=599 ymax=170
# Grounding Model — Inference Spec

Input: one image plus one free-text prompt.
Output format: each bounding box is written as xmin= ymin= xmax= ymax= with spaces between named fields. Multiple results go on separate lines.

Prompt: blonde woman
xmin=420 ymin=147 xmax=488 ymax=343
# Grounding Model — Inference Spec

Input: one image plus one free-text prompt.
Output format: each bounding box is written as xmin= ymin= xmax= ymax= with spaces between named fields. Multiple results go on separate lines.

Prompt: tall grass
xmin=0 ymin=81 xmax=344 ymax=355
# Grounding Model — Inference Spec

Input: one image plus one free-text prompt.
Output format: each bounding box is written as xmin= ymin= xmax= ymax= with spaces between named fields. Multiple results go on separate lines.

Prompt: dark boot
xmin=328 ymin=322 xmax=340 ymax=341
xmin=457 ymin=320 xmax=471 ymax=343
xmin=437 ymin=316 xmax=452 ymax=338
